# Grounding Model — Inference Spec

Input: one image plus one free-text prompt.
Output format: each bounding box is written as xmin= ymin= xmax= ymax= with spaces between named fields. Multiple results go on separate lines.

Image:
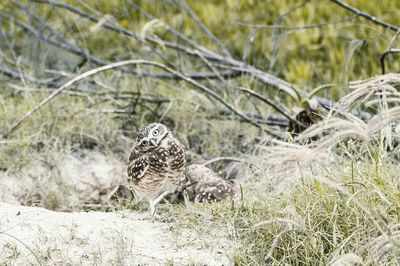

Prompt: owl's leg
xmin=183 ymin=192 xmax=192 ymax=208
xmin=153 ymin=190 xmax=171 ymax=206
xmin=148 ymin=190 xmax=171 ymax=216
xmin=149 ymin=202 xmax=156 ymax=216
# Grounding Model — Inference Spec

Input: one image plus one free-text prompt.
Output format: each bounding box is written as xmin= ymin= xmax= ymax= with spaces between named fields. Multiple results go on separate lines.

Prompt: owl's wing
xmin=128 ymin=147 xmax=141 ymax=162
xmin=192 ymin=179 xmax=234 ymax=203
xmin=167 ymin=140 xmax=186 ymax=170
xmin=127 ymin=155 xmax=149 ymax=180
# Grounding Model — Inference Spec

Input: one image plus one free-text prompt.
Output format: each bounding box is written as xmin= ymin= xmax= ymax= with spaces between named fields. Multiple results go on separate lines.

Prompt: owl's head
xmin=135 ymin=123 xmax=170 ymax=151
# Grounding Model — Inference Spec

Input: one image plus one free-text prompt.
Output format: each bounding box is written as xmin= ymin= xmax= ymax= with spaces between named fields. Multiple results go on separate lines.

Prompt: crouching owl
xmin=179 ymin=164 xmax=236 ymax=203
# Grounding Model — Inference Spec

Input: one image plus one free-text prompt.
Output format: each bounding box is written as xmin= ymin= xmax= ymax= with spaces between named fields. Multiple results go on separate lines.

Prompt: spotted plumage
xmin=127 ymin=123 xmax=186 ymax=215
xmin=178 ymin=164 xmax=236 ymax=203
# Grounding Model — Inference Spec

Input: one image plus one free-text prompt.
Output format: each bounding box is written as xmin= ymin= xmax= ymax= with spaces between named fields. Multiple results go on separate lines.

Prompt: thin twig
xmin=330 ymin=0 xmax=400 ymax=32
xmin=240 ymin=87 xmax=318 ymax=131
xmin=195 ymin=50 xmax=226 ymax=83
xmin=216 ymin=110 xmax=290 ymax=127
xmin=218 ymin=65 xmax=300 ymax=101
xmin=236 ymin=15 xmax=357 ymax=30
xmin=202 ymin=157 xmax=247 ymax=167
xmin=240 ymin=87 xmax=299 ymax=125
xmin=0 ymin=11 xmax=109 ymax=65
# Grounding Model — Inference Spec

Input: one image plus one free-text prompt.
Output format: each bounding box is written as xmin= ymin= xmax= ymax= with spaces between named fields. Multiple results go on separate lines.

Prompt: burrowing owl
xmin=127 ymin=123 xmax=186 ymax=215
xmin=179 ymin=164 xmax=236 ymax=203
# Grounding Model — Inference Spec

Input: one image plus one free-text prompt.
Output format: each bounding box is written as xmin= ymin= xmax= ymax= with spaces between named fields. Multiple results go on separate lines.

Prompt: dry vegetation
xmin=1 ymin=0 xmax=400 ymax=265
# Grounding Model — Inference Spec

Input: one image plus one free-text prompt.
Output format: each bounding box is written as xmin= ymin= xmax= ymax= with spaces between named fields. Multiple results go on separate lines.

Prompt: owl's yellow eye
xmin=141 ymin=140 xmax=148 ymax=147
xmin=153 ymin=129 xmax=159 ymax=136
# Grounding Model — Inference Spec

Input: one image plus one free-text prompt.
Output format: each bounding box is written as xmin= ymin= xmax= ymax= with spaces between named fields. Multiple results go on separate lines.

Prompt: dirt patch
xmin=0 ymin=203 xmax=234 ymax=265
xmin=0 ymin=150 xmax=126 ymax=209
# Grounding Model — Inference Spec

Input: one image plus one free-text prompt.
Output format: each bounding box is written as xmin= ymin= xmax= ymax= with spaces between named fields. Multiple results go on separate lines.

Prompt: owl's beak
xmin=150 ymin=138 xmax=157 ymax=146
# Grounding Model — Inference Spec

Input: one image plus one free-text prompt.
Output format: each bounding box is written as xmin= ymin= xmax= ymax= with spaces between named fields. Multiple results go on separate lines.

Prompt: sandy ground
xmin=0 ymin=203 xmax=234 ymax=265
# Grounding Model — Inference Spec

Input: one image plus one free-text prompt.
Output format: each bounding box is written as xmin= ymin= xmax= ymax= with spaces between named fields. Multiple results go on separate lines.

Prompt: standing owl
xmin=179 ymin=164 xmax=236 ymax=203
xmin=127 ymin=123 xmax=186 ymax=215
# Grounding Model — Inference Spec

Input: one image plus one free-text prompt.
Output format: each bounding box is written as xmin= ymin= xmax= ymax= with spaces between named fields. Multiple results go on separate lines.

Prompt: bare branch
xmin=8 ymin=84 xmax=170 ymax=105
xmin=330 ymin=0 xmax=400 ymax=32
xmin=240 ymin=88 xmax=299 ymax=125
xmin=235 ymin=15 xmax=357 ymax=31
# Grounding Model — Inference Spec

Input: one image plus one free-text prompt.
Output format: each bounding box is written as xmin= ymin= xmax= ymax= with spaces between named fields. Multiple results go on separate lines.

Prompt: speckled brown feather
xmin=179 ymin=164 xmax=236 ymax=203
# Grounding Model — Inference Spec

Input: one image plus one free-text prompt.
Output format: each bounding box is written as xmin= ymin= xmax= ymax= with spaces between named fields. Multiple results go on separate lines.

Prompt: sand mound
xmin=0 ymin=203 xmax=233 ymax=265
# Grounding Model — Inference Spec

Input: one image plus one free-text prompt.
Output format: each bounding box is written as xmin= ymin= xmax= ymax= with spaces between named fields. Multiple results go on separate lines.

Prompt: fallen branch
xmin=5 ymin=60 xmax=282 ymax=138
